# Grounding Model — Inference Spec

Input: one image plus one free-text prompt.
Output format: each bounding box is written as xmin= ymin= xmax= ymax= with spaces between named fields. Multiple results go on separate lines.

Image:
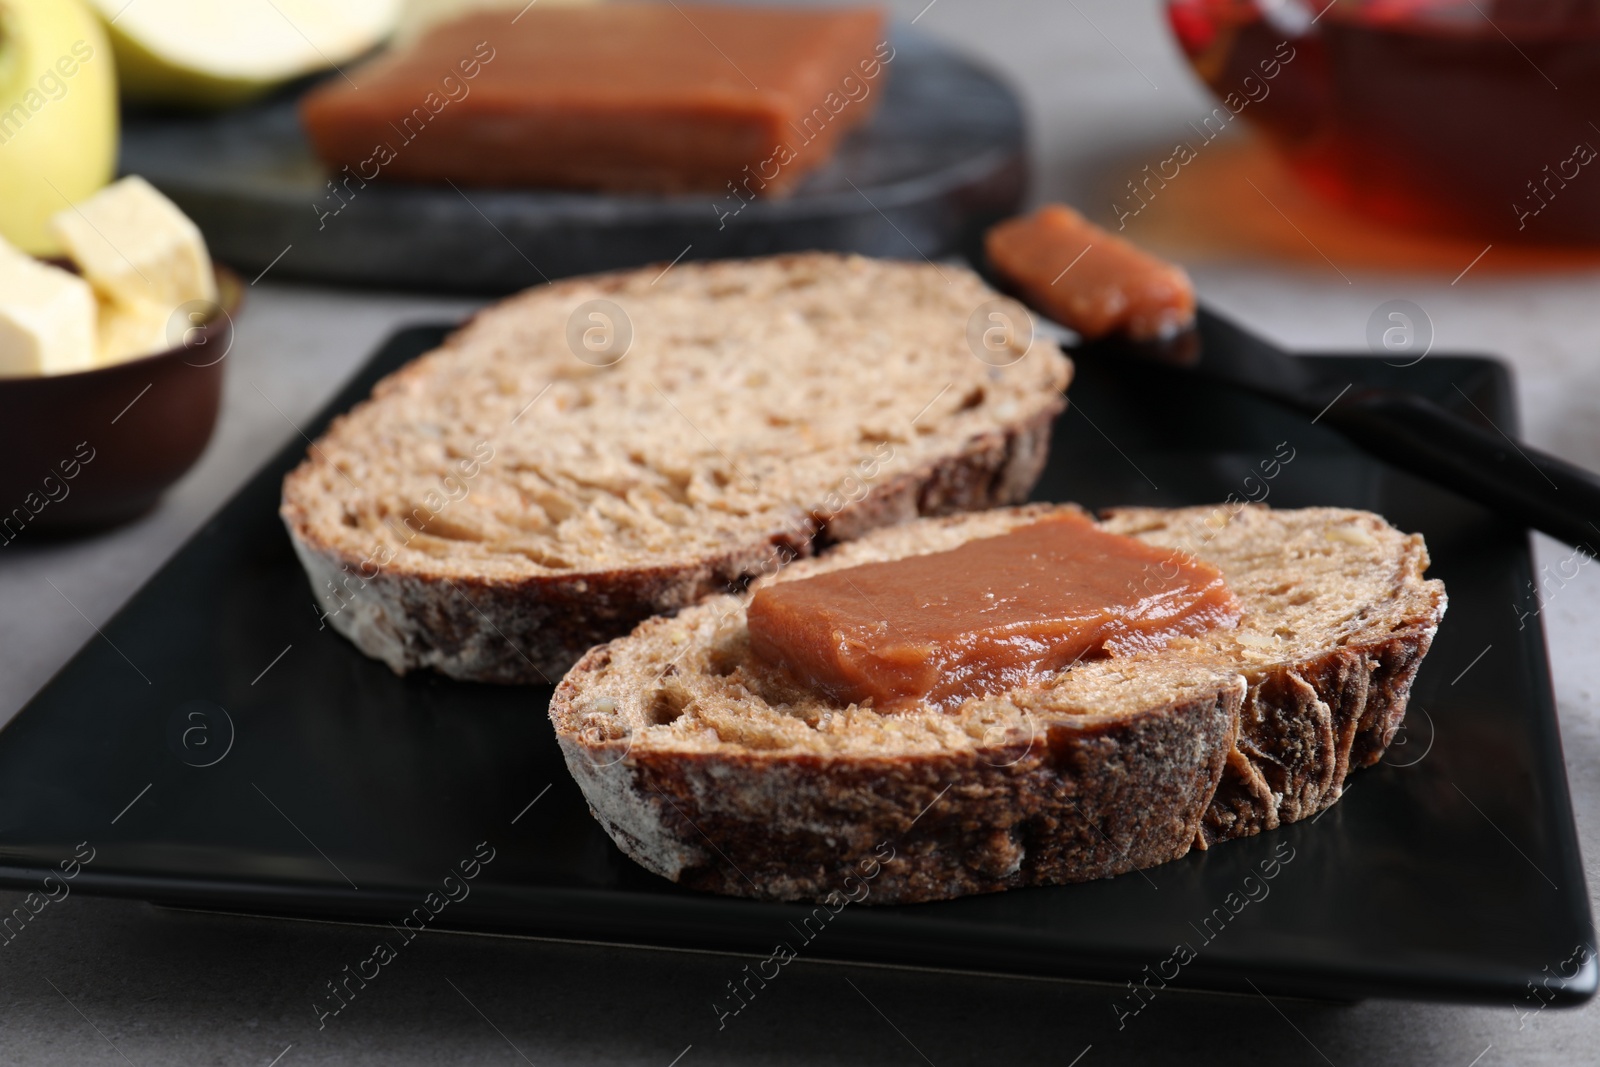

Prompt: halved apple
xmin=89 ymin=0 xmax=402 ymax=108
xmin=0 ymin=0 xmax=118 ymax=254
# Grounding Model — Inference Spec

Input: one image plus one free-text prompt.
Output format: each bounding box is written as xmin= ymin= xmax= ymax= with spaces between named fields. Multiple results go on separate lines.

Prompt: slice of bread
xmin=549 ymin=503 xmax=1447 ymax=904
xmin=281 ymin=254 xmax=1071 ymax=682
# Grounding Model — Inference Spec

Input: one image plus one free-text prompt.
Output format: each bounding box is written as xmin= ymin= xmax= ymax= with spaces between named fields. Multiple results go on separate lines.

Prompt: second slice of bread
xmin=281 ymin=254 xmax=1071 ymax=682
xmin=550 ymin=503 xmax=1446 ymax=903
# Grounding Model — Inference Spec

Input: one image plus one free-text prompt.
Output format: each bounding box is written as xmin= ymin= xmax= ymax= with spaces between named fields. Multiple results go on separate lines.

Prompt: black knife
xmin=1068 ymin=307 xmax=1600 ymax=550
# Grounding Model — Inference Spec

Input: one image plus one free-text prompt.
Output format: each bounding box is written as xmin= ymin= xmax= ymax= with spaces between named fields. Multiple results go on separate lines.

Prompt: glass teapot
xmin=1166 ymin=0 xmax=1600 ymax=242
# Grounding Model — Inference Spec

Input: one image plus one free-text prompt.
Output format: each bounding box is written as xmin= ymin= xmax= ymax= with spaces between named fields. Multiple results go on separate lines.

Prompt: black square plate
xmin=0 ymin=325 xmax=1592 ymax=1006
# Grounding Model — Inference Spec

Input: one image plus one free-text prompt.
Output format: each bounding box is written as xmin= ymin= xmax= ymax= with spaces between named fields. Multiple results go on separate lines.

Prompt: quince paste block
xmin=300 ymin=4 xmax=889 ymax=195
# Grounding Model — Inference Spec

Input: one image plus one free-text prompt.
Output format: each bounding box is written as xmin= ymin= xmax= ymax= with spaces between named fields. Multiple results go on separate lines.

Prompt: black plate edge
xmin=7 ymin=865 xmax=1590 ymax=1007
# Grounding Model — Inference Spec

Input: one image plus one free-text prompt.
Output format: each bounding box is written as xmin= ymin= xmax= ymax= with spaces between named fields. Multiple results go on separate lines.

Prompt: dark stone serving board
xmin=118 ymin=28 xmax=1027 ymax=292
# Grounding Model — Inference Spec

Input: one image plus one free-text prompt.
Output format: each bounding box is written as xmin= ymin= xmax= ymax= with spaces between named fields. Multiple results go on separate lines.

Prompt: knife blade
xmin=1066 ymin=307 xmax=1600 ymax=550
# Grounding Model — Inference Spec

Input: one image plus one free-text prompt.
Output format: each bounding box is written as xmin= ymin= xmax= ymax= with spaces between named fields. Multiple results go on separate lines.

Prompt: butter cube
xmin=49 ymin=176 xmax=217 ymax=311
xmin=0 ymin=242 xmax=97 ymax=377
xmin=96 ymin=296 xmax=171 ymax=366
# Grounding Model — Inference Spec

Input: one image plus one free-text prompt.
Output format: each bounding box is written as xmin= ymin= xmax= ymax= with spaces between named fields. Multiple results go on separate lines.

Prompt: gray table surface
xmin=3 ymin=1 xmax=1599 ymax=1062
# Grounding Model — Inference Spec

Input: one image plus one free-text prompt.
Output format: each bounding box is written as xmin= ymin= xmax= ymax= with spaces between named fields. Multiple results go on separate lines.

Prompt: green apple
xmin=0 ymin=0 xmax=117 ymax=255
xmin=91 ymin=0 xmax=402 ymax=109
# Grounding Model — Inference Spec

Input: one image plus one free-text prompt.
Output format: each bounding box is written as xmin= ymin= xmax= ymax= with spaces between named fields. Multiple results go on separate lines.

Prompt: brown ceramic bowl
xmin=0 ymin=266 xmax=242 ymax=538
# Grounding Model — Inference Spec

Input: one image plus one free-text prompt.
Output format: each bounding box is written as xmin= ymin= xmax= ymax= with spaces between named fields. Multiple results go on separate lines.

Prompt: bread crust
xmin=283 ymin=401 xmax=1061 ymax=684
xmin=547 ymin=504 xmax=1448 ymax=903
xmin=556 ymin=665 xmax=1244 ymax=902
xmin=1198 ymin=622 xmax=1436 ymax=845
xmin=552 ymin=626 xmax=1436 ymax=903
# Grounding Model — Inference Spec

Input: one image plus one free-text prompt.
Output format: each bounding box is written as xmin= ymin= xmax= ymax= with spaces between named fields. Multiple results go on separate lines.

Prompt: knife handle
xmin=1322 ymin=389 xmax=1600 ymax=550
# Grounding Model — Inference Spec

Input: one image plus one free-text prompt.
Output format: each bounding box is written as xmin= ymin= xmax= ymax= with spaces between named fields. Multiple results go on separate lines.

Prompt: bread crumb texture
xmin=284 ymin=254 xmax=1068 ymax=578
